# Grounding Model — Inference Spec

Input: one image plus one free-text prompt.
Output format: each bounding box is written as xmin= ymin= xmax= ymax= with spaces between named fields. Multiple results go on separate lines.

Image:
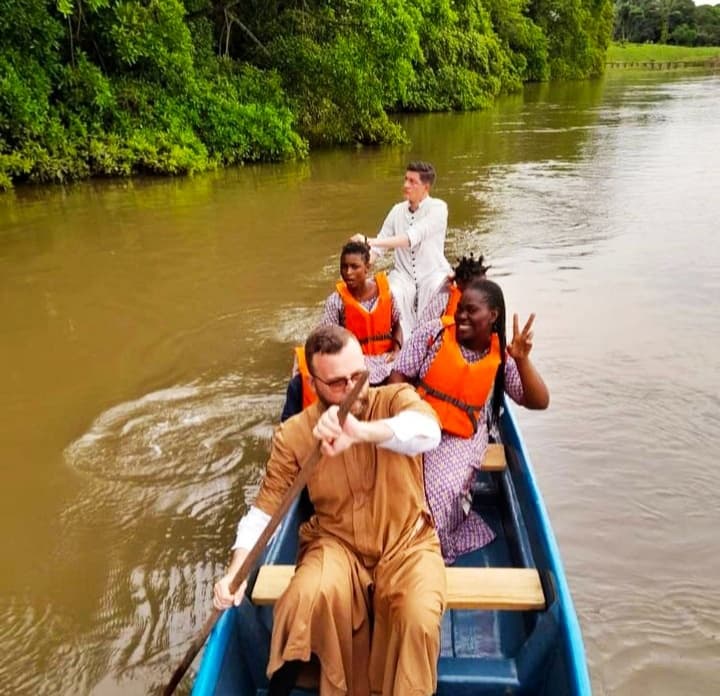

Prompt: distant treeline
xmin=614 ymin=0 xmax=720 ymax=46
xmin=1 ymin=0 xmax=614 ymax=190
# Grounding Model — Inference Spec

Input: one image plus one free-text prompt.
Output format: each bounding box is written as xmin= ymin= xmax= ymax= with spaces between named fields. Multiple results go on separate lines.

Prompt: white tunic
xmin=374 ymin=196 xmax=451 ymax=338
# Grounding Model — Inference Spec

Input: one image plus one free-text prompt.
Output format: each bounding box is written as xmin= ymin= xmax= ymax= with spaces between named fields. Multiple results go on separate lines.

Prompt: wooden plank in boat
xmin=482 ymin=443 xmax=507 ymax=471
xmin=252 ymin=565 xmax=545 ymax=611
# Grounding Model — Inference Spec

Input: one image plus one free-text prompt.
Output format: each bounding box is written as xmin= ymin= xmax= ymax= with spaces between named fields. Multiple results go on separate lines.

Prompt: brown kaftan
xmin=254 ymin=384 xmax=447 ymax=696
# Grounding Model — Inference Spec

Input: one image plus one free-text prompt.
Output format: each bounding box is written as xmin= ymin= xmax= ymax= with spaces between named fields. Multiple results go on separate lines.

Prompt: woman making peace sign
xmin=389 ymin=278 xmax=549 ymax=564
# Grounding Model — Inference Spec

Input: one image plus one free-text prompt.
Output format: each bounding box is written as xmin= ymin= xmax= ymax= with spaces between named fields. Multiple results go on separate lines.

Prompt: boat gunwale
xmin=502 ymin=401 xmax=591 ymax=694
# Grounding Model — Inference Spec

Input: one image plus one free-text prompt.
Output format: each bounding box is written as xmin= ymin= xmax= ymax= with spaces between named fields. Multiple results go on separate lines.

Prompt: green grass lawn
xmin=607 ymin=42 xmax=720 ymax=62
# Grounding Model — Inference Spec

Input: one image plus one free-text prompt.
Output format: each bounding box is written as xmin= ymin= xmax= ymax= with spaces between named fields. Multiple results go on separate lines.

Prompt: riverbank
xmin=607 ymin=42 xmax=720 ymax=63
xmin=0 ymin=1 xmax=613 ymax=192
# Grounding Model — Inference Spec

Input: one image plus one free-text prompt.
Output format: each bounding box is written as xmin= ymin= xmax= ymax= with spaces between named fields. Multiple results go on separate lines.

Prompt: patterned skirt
xmin=423 ymin=432 xmax=496 ymax=564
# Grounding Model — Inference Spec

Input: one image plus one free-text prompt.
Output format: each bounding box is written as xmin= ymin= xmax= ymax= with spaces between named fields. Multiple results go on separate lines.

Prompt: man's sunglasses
xmin=311 ymin=370 xmax=367 ymax=391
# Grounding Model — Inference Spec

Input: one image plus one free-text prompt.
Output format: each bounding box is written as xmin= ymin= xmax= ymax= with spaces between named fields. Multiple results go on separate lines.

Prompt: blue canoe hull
xmin=193 ymin=401 xmax=591 ymax=695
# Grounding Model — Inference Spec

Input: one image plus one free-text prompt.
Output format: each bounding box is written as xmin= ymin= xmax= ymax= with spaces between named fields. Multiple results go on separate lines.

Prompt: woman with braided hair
xmin=416 ymin=253 xmax=491 ymax=328
xmin=389 ymin=278 xmax=549 ymax=564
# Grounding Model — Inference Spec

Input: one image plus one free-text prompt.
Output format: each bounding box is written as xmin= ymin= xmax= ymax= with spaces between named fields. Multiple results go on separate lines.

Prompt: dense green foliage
xmin=0 ymin=0 xmax=306 ymax=190
xmin=529 ymin=0 xmax=614 ymax=78
xmin=614 ymin=1 xmax=720 ymax=46
xmin=1 ymin=0 xmax=614 ymax=190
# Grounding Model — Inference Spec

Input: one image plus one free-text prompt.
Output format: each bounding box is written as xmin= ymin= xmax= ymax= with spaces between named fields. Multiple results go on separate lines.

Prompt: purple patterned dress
xmin=319 ymin=290 xmax=401 ymax=385
xmin=394 ymin=319 xmax=524 ymax=564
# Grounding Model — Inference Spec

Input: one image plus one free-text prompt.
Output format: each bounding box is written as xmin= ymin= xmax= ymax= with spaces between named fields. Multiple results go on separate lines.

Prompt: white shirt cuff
xmin=378 ymin=410 xmax=441 ymax=455
xmin=232 ymin=505 xmax=277 ymax=551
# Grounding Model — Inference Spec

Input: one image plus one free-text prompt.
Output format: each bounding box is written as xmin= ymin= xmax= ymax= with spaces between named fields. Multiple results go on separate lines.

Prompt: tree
xmin=695 ymin=4 xmax=720 ymax=45
xmin=614 ymin=0 xmax=661 ymax=42
xmin=0 ymin=0 xmax=616 ymax=189
xmin=529 ymin=0 xmax=614 ymax=78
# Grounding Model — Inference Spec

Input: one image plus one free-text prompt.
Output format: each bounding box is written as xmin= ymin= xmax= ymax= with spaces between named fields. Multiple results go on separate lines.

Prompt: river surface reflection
xmin=1 ymin=70 xmax=719 ymax=695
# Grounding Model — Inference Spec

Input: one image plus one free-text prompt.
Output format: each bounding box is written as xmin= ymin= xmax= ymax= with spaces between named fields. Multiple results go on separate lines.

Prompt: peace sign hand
xmin=507 ymin=313 xmax=535 ymax=361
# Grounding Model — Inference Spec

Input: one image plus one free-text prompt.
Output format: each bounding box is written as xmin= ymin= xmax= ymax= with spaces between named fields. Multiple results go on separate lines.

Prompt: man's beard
xmin=317 ymin=390 xmax=370 ymax=419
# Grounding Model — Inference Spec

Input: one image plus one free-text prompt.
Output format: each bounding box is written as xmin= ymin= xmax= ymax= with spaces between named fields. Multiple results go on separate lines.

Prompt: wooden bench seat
xmin=482 ymin=443 xmax=507 ymax=472
xmin=252 ymin=565 xmax=545 ymax=611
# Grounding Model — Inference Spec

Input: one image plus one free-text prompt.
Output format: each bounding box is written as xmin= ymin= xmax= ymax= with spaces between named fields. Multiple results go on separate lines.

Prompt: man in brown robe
xmin=214 ymin=325 xmax=447 ymax=696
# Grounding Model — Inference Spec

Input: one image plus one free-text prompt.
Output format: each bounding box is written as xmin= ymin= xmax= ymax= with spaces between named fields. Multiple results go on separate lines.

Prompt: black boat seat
xmin=251 ymin=566 xmax=545 ymax=611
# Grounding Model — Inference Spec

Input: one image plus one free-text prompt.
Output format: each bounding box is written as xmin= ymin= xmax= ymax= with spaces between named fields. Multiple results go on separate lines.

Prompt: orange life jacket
xmin=442 ymin=284 xmax=462 ymax=321
xmin=294 ymin=346 xmax=317 ymax=410
xmin=336 ymin=272 xmax=394 ymax=356
xmin=417 ymin=320 xmax=502 ymax=438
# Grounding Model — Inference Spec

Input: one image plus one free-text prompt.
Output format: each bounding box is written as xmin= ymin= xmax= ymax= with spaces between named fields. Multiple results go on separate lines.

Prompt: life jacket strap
xmin=417 ymin=380 xmax=485 ymax=435
xmin=357 ymin=332 xmax=394 ymax=345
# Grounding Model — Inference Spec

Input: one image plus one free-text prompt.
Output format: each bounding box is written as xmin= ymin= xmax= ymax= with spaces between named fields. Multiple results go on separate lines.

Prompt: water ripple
xmin=33 ymin=375 xmax=284 ymax=693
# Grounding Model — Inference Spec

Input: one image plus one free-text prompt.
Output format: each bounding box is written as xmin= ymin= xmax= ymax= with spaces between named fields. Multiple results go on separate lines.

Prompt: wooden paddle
xmin=163 ymin=370 xmax=369 ymax=696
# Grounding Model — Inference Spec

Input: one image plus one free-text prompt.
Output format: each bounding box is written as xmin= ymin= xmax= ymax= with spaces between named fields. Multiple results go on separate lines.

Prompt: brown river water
xmin=1 ymin=70 xmax=719 ymax=695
